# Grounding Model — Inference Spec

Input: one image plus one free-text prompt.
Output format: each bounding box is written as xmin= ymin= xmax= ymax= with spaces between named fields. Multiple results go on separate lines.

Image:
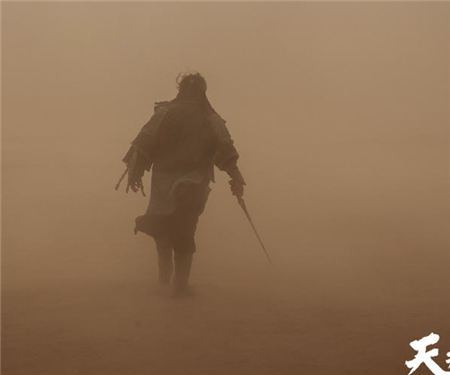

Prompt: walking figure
xmin=120 ymin=73 xmax=245 ymax=296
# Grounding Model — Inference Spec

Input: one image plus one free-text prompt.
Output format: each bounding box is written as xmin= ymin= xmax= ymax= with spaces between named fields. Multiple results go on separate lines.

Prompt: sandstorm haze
xmin=2 ymin=3 xmax=449 ymax=375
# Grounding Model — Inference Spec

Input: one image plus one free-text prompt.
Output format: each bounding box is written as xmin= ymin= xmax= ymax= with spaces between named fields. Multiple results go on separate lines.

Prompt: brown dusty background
xmin=2 ymin=3 xmax=449 ymax=375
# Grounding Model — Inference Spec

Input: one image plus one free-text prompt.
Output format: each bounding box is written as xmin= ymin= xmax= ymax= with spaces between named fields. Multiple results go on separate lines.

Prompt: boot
xmin=173 ymin=251 xmax=193 ymax=296
xmin=156 ymin=245 xmax=173 ymax=285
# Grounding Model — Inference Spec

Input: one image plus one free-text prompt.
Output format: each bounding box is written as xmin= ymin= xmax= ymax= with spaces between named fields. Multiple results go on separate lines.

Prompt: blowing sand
xmin=3 ymin=2 xmax=449 ymax=374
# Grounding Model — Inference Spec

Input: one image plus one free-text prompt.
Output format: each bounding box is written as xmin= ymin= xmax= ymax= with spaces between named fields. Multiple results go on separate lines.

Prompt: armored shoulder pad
xmin=153 ymin=101 xmax=171 ymax=114
xmin=139 ymin=102 xmax=170 ymax=137
xmin=207 ymin=112 xmax=231 ymax=141
xmin=207 ymin=111 xmax=226 ymax=126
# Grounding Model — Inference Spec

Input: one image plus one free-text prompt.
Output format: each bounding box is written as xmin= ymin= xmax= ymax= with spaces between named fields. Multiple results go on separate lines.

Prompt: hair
xmin=176 ymin=72 xmax=207 ymax=98
xmin=175 ymin=72 xmax=216 ymax=113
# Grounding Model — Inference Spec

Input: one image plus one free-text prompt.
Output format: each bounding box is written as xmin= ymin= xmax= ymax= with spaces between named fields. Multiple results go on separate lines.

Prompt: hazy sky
xmin=2 ymin=2 xmax=449 ymax=288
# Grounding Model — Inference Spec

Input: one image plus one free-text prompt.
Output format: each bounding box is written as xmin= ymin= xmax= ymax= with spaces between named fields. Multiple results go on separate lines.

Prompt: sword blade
xmin=237 ymin=197 xmax=272 ymax=264
xmin=115 ymin=167 xmax=128 ymax=190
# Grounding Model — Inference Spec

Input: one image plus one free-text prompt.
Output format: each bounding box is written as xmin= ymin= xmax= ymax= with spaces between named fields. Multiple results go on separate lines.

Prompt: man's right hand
xmin=229 ymin=179 xmax=244 ymax=198
xmin=126 ymin=149 xmax=146 ymax=194
xmin=127 ymin=179 xmax=141 ymax=193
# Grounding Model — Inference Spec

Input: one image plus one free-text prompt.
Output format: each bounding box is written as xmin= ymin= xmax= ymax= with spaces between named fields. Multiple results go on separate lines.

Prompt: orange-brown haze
xmin=2 ymin=3 xmax=449 ymax=375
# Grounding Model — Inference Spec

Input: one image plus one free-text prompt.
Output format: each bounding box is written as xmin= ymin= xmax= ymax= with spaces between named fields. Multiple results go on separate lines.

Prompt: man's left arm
xmin=122 ymin=103 xmax=169 ymax=192
xmin=209 ymin=113 xmax=246 ymax=198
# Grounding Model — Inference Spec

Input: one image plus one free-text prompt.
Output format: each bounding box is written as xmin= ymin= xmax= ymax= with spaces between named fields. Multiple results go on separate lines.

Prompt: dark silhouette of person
xmin=122 ymin=73 xmax=245 ymax=295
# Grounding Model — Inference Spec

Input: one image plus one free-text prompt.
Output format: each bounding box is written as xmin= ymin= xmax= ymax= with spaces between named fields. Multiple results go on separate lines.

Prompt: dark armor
xmin=123 ymin=95 xmax=244 ymax=293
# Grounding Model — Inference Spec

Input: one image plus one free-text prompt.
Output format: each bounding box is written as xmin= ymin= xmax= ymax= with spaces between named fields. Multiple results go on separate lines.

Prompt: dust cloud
xmin=2 ymin=3 xmax=449 ymax=374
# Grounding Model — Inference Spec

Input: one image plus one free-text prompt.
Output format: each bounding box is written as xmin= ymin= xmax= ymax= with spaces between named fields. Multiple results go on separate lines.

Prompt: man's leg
xmin=171 ymin=184 xmax=204 ymax=295
xmin=173 ymin=250 xmax=193 ymax=294
xmin=172 ymin=213 xmax=197 ymax=295
xmin=154 ymin=237 xmax=173 ymax=284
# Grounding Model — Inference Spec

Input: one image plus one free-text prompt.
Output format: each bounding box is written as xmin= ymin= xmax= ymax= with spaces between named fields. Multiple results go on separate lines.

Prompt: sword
xmin=236 ymin=196 xmax=272 ymax=264
xmin=115 ymin=167 xmax=128 ymax=191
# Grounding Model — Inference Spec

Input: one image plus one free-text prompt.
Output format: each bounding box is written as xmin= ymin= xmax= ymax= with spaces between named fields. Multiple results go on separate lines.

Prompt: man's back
xmin=152 ymin=99 xmax=216 ymax=177
xmin=122 ymin=73 xmax=246 ymax=295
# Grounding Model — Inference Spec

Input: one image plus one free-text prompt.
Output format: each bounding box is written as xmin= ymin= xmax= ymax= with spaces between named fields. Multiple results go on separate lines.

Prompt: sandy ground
xmin=3 ymin=259 xmax=450 ymax=375
xmin=2 ymin=164 xmax=449 ymax=375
